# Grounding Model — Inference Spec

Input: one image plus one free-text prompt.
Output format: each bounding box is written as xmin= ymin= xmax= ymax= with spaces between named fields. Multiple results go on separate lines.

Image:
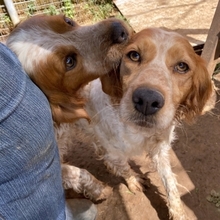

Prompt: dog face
xmin=108 ymin=28 xmax=213 ymax=131
xmin=6 ymin=14 xmax=132 ymax=123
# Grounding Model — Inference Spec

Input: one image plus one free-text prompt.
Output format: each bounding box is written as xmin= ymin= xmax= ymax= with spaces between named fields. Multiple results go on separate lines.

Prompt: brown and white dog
xmin=56 ymin=28 xmax=213 ymax=219
xmin=6 ymin=14 xmax=132 ymax=200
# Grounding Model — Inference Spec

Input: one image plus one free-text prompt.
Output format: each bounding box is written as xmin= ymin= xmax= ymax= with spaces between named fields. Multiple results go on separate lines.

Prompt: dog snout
xmin=132 ymin=88 xmax=164 ymax=115
xmin=111 ymin=21 xmax=129 ymax=44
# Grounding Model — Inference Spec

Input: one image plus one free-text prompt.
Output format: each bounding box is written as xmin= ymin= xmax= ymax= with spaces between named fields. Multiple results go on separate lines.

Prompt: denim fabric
xmin=0 ymin=43 xmax=65 ymax=220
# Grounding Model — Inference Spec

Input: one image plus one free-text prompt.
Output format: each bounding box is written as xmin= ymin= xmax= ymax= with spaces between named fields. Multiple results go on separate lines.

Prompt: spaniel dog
xmin=57 ymin=28 xmax=213 ymax=219
xmin=6 ymin=15 xmax=132 ymax=200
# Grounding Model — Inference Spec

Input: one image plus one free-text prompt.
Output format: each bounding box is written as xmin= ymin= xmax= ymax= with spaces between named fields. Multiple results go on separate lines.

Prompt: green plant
xmin=62 ymin=0 xmax=75 ymax=18
xmin=84 ymin=0 xmax=114 ymax=21
xmin=2 ymin=15 xmax=12 ymax=26
xmin=27 ymin=1 xmax=36 ymax=16
xmin=206 ymin=189 xmax=220 ymax=210
xmin=214 ymin=62 xmax=220 ymax=75
xmin=1 ymin=14 xmax=13 ymax=35
xmin=44 ymin=5 xmax=59 ymax=15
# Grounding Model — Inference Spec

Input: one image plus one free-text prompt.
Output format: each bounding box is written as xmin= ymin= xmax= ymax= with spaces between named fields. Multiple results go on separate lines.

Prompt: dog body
xmin=58 ymin=28 xmax=213 ymax=219
xmin=6 ymin=14 xmax=131 ymax=200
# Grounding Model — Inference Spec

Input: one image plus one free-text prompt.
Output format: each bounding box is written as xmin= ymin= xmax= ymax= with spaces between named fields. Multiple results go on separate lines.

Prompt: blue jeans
xmin=0 ymin=43 xmax=65 ymax=219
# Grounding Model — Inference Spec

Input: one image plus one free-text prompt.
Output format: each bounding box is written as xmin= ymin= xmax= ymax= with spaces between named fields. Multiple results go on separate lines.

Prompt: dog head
xmin=7 ymin=14 xmax=132 ymax=123
xmin=103 ymin=28 xmax=213 ymax=131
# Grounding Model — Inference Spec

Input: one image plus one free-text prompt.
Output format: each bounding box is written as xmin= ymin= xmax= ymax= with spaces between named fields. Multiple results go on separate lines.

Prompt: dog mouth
xmin=128 ymin=112 xmax=156 ymax=128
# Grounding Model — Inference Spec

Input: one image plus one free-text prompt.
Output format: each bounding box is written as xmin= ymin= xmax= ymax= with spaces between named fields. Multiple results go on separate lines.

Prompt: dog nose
xmin=132 ymin=88 xmax=164 ymax=115
xmin=111 ymin=21 xmax=129 ymax=43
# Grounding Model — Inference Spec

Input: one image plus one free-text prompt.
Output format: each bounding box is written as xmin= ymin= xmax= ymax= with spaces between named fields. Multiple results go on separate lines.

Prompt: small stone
xmin=206 ymin=195 xmax=213 ymax=202
xmin=215 ymin=192 xmax=220 ymax=198
xmin=211 ymin=189 xmax=217 ymax=197
xmin=213 ymin=198 xmax=218 ymax=204
xmin=216 ymin=202 xmax=220 ymax=208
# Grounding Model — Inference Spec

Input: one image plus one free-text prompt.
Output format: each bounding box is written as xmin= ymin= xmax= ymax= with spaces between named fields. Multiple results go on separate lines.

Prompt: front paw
xmin=125 ymin=174 xmax=150 ymax=193
xmin=171 ymin=212 xmax=188 ymax=220
xmin=62 ymin=165 xmax=112 ymax=201
xmin=169 ymin=202 xmax=188 ymax=220
xmin=93 ymin=185 xmax=113 ymax=201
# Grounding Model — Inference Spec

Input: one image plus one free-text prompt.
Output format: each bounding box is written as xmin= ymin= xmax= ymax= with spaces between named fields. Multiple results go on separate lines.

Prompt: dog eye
xmin=64 ymin=17 xmax=75 ymax=26
xmin=174 ymin=62 xmax=189 ymax=74
xmin=65 ymin=55 xmax=77 ymax=70
xmin=127 ymin=51 xmax=141 ymax=62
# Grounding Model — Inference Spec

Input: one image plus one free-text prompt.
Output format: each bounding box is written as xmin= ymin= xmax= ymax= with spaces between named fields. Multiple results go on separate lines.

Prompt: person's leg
xmin=0 ymin=43 xmax=65 ymax=220
xmin=0 ymin=43 xmax=98 ymax=220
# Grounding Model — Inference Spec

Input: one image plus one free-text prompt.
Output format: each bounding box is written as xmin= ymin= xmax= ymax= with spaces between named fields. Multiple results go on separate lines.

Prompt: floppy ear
xmin=51 ymin=104 xmax=90 ymax=124
xmin=48 ymin=92 xmax=90 ymax=124
xmin=180 ymin=57 xmax=214 ymax=123
xmin=100 ymin=70 xmax=123 ymax=98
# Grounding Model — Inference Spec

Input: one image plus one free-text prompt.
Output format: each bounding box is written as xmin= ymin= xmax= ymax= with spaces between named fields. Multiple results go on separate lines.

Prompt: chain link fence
xmin=0 ymin=0 xmax=118 ymax=43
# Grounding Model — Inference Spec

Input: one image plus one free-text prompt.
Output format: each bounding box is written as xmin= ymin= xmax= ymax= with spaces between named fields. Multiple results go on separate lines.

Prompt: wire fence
xmin=0 ymin=0 xmax=117 ymax=43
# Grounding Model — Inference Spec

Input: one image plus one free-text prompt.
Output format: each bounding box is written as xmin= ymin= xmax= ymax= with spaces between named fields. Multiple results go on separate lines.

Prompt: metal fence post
xmin=3 ymin=0 xmax=20 ymax=25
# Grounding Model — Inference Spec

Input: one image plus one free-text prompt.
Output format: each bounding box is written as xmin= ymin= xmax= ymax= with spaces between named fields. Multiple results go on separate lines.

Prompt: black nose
xmin=132 ymin=88 xmax=164 ymax=115
xmin=111 ymin=21 xmax=128 ymax=44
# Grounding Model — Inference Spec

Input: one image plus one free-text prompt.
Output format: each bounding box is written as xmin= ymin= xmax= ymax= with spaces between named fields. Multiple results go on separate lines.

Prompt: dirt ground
xmin=114 ymin=0 xmax=219 ymax=46
xmin=64 ymin=79 xmax=220 ymax=220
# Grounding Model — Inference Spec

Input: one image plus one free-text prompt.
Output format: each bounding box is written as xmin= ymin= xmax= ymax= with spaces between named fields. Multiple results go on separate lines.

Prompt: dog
xmin=6 ymin=14 xmax=132 ymax=200
xmin=56 ymin=28 xmax=213 ymax=219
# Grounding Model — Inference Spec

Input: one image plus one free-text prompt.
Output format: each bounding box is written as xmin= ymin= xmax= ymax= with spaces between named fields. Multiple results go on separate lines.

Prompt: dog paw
xmin=62 ymin=165 xmax=112 ymax=201
xmin=171 ymin=214 xmax=188 ymax=220
xmin=125 ymin=175 xmax=150 ymax=193
xmin=94 ymin=185 xmax=113 ymax=201
xmin=170 ymin=203 xmax=188 ymax=220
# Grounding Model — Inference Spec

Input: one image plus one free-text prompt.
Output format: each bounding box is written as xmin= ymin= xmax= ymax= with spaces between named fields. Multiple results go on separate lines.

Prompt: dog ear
xmin=49 ymin=92 xmax=90 ymax=124
xmin=180 ymin=57 xmax=214 ymax=123
xmin=100 ymin=70 xmax=123 ymax=98
xmin=51 ymin=104 xmax=90 ymax=124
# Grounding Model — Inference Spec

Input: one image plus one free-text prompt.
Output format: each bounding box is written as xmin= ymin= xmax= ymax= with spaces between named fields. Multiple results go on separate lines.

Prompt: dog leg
xmin=61 ymin=164 xmax=112 ymax=201
xmin=151 ymin=144 xmax=187 ymax=220
xmin=102 ymin=153 xmax=146 ymax=193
